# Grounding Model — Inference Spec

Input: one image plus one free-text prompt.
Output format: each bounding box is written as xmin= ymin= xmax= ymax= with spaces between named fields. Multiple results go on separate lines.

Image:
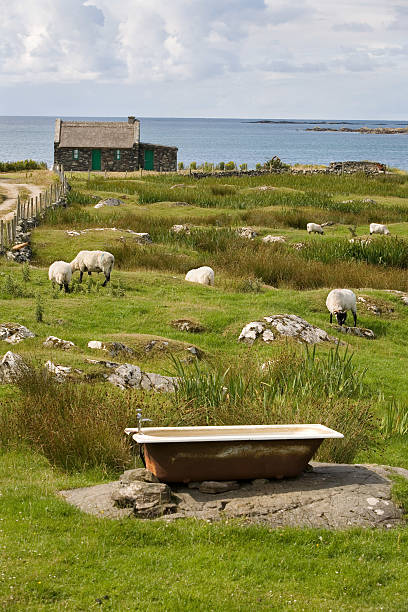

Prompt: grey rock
xmin=94 ymin=198 xmax=124 ymax=209
xmin=107 ymin=364 xmax=142 ymax=389
xmin=120 ymin=469 xmax=159 ymax=484
xmin=88 ymin=340 xmax=134 ymax=356
xmin=262 ymin=235 xmax=286 ymax=243
xmin=171 ymin=319 xmax=204 ymax=333
xmin=171 ymin=224 xmax=191 ymax=234
xmin=237 ymin=227 xmax=257 ymax=239
xmin=112 ymin=481 xmax=174 ymax=518
xmin=239 ymin=315 xmax=336 ymax=345
xmin=43 ymin=336 xmax=76 ymax=350
xmin=332 ymin=325 xmax=375 ymax=339
xmin=141 ymin=372 xmax=178 ymax=392
xmin=0 ymin=323 xmax=35 ymax=344
xmin=0 ymin=351 xmax=28 ymax=383
xmin=199 ymin=481 xmax=240 ymax=494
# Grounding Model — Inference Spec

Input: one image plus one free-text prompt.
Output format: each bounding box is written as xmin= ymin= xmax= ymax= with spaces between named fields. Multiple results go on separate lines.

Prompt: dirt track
xmin=0 ymin=180 xmax=44 ymax=221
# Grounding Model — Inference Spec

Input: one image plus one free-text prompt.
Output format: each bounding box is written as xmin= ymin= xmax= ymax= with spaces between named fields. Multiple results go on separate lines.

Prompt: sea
xmin=0 ymin=116 xmax=407 ymax=170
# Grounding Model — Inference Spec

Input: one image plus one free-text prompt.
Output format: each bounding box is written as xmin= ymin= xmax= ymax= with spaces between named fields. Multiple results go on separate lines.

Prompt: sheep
xmin=307 ymin=223 xmax=324 ymax=235
xmin=48 ymin=261 xmax=72 ymax=293
xmin=370 ymin=223 xmax=390 ymax=236
xmin=326 ymin=289 xmax=357 ymax=327
xmin=185 ymin=266 xmax=214 ymax=286
xmin=70 ymin=250 xmax=114 ymax=286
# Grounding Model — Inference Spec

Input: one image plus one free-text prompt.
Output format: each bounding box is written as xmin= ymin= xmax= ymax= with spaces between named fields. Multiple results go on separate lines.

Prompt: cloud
xmin=332 ymin=22 xmax=374 ymax=32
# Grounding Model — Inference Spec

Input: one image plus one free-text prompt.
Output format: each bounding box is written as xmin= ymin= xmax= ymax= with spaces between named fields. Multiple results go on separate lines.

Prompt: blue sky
xmin=0 ymin=0 xmax=407 ymax=119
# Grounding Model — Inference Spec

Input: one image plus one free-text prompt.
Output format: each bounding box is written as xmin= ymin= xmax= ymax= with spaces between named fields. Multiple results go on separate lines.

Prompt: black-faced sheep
xmin=326 ymin=289 xmax=357 ymax=326
xmin=70 ymin=250 xmax=114 ymax=286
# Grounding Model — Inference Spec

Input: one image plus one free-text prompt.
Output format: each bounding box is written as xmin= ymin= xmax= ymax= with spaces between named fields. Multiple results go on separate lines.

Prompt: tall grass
xmin=170 ymin=347 xmax=375 ymax=463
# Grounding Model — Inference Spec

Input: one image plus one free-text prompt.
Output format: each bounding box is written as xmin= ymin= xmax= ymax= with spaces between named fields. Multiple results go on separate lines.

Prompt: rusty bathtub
xmin=125 ymin=424 xmax=343 ymax=483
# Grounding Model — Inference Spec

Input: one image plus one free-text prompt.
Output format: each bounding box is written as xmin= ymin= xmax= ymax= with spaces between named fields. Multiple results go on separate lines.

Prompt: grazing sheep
xmin=369 ymin=223 xmax=390 ymax=235
xmin=307 ymin=223 xmax=324 ymax=235
xmin=70 ymin=250 xmax=114 ymax=286
xmin=48 ymin=261 xmax=72 ymax=293
xmin=185 ymin=266 xmax=214 ymax=286
xmin=326 ymin=289 xmax=357 ymax=327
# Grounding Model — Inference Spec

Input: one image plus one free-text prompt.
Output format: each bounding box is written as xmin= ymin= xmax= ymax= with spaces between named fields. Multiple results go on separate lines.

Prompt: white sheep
xmin=307 ymin=223 xmax=324 ymax=235
xmin=48 ymin=261 xmax=72 ymax=293
xmin=185 ymin=266 xmax=214 ymax=286
xmin=70 ymin=250 xmax=114 ymax=286
xmin=370 ymin=223 xmax=390 ymax=235
xmin=326 ymin=289 xmax=357 ymax=327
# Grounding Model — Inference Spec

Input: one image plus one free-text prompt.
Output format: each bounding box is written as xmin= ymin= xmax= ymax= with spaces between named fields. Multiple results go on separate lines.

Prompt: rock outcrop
xmin=0 ymin=323 xmax=35 ymax=344
xmin=43 ymin=336 xmax=76 ymax=350
xmin=107 ymin=363 xmax=178 ymax=392
xmin=262 ymin=235 xmax=286 ymax=243
xmin=239 ymin=314 xmax=336 ymax=345
xmin=0 ymin=351 xmax=28 ymax=383
xmin=94 ymin=198 xmax=124 ymax=209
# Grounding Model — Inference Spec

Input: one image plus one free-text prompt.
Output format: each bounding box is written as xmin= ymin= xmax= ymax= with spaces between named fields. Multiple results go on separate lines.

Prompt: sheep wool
xmin=70 ymin=250 xmax=114 ymax=286
xmin=48 ymin=261 xmax=72 ymax=293
xmin=307 ymin=223 xmax=324 ymax=234
xmin=326 ymin=288 xmax=357 ymax=327
xmin=369 ymin=223 xmax=390 ymax=235
xmin=185 ymin=266 xmax=214 ymax=286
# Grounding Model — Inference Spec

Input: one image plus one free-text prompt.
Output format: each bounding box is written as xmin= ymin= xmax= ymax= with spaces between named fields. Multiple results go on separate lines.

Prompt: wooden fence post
xmin=0 ymin=220 xmax=3 ymax=251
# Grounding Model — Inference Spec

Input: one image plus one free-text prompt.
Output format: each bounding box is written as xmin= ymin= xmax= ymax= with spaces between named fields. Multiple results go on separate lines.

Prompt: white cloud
xmin=0 ymin=0 xmax=407 ymax=117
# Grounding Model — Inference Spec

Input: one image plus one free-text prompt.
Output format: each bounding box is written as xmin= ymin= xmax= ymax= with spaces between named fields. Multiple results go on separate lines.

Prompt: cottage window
xmin=73 ymin=149 xmax=79 ymax=160
xmin=115 ymin=149 xmax=121 ymax=160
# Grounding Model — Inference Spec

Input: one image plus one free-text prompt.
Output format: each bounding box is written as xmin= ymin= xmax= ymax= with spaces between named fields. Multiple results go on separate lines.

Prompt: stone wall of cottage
xmin=54 ymin=144 xmax=139 ymax=171
xmin=139 ymin=143 xmax=178 ymax=172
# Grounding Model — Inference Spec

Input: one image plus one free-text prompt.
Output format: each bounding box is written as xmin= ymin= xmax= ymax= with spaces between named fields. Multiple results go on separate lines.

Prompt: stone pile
xmin=171 ymin=319 xmax=204 ymax=333
xmin=0 ymin=323 xmax=35 ymax=344
xmin=262 ymin=235 xmax=285 ymax=243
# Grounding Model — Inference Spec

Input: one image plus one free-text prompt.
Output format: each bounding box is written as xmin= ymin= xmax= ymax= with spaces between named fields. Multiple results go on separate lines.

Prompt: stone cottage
xmin=54 ymin=116 xmax=177 ymax=172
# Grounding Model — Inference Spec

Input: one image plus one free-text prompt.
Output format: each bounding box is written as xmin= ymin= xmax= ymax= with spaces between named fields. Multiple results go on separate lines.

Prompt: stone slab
xmin=59 ymin=463 xmax=407 ymax=528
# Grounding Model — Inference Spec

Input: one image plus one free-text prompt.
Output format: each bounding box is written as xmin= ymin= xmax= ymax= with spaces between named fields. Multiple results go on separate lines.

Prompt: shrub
xmin=35 ymin=293 xmax=44 ymax=322
xmin=190 ymin=162 xmax=197 ymax=170
xmin=217 ymin=162 xmax=225 ymax=170
xmin=178 ymin=162 xmax=184 ymax=170
xmin=225 ymin=161 xmax=236 ymax=171
xmin=263 ymin=156 xmax=290 ymax=171
xmin=1 ymin=369 xmax=142 ymax=471
xmin=0 ymin=272 xmax=30 ymax=299
xmin=240 ymin=163 xmax=248 ymax=171
xmin=0 ymin=159 xmax=47 ymax=172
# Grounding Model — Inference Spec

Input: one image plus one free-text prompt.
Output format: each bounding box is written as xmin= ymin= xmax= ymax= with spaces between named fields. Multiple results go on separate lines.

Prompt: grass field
xmin=1 ymin=169 xmax=408 ymax=610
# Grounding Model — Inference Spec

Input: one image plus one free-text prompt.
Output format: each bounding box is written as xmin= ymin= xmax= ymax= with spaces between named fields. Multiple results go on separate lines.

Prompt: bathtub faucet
xmin=136 ymin=411 xmax=152 ymax=433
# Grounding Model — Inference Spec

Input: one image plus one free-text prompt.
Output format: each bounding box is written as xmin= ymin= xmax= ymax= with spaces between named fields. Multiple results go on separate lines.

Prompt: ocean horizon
xmin=1 ymin=115 xmax=407 ymax=170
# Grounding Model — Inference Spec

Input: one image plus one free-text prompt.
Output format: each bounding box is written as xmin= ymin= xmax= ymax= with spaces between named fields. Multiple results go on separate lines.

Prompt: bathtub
xmin=125 ymin=424 xmax=343 ymax=483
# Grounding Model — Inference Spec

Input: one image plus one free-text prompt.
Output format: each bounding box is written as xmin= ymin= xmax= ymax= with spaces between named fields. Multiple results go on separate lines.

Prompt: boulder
xmin=107 ymin=364 xmax=142 ymax=389
xmin=332 ymin=325 xmax=375 ymax=339
xmin=131 ymin=232 xmax=152 ymax=244
xmin=171 ymin=319 xmax=204 ymax=333
xmin=140 ymin=372 xmax=178 ymax=393
xmin=94 ymin=198 xmax=124 ymax=209
xmin=0 ymin=323 xmax=35 ymax=344
xmin=199 ymin=481 xmax=240 ymax=494
xmin=237 ymin=227 xmax=257 ymax=239
xmin=0 ymin=351 xmax=28 ymax=383
xmin=120 ymin=469 xmax=159 ymax=484
xmin=44 ymin=360 xmax=83 ymax=380
xmin=262 ymin=235 xmax=286 ymax=243
xmin=239 ymin=314 xmax=337 ymax=345
xmin=87 ymin=341 xmax=134 ymax=357
xmin=43 ymin=336 xmax=76 ymax=350
xmin=112 ymin=481 xmax=174 ymax=518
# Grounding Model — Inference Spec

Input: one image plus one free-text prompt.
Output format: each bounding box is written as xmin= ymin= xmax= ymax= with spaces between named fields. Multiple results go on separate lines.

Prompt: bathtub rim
xmin=125 ymin=423 xmax=344 ymax=444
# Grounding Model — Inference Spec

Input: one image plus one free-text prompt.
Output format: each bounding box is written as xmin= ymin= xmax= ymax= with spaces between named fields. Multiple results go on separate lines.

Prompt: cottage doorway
xmin=144 ymin=149 xmax=154 ymax=170
xmin=92 ymin=149 xmax=101 ymax=170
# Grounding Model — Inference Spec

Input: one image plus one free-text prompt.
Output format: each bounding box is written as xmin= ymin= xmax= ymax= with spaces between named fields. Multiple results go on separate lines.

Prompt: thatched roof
xmin=55 ymin=118 xmax=140 ymax=148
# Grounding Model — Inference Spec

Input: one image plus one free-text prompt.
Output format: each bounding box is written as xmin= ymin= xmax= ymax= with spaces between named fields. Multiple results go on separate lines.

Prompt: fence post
xmin=12 ymin=214 xmax=16 ymax=242
xmin=0 ymin=220 xmax=3 ymax=251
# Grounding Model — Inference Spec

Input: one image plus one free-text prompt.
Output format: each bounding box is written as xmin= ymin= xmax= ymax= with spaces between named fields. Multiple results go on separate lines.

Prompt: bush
xmin=190 ymin=162 xmax=197 ymax=170
xmin=0 ymin=159 xmax=47 ymax=172
xmin=178 ymin=162 xmax=184 ymax=170
xmin=263 ymin=156 xmax=290 ymax=171
xmin=225 ymin=161 xmax=236 ymax=171
xmin=217 ymin=162 xmax=225 ymax=170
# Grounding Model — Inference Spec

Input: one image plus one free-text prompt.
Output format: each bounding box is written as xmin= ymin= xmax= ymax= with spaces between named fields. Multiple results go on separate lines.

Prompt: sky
xmin=0 ymin=0 xmax=407 ymax=119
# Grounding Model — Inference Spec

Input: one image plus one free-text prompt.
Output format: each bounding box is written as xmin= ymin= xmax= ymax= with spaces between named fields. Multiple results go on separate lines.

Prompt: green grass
xmin=1 ymin=449 xmax=408 ymax=611
xmin=2 ymin=169 xmax=408 ymax=610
